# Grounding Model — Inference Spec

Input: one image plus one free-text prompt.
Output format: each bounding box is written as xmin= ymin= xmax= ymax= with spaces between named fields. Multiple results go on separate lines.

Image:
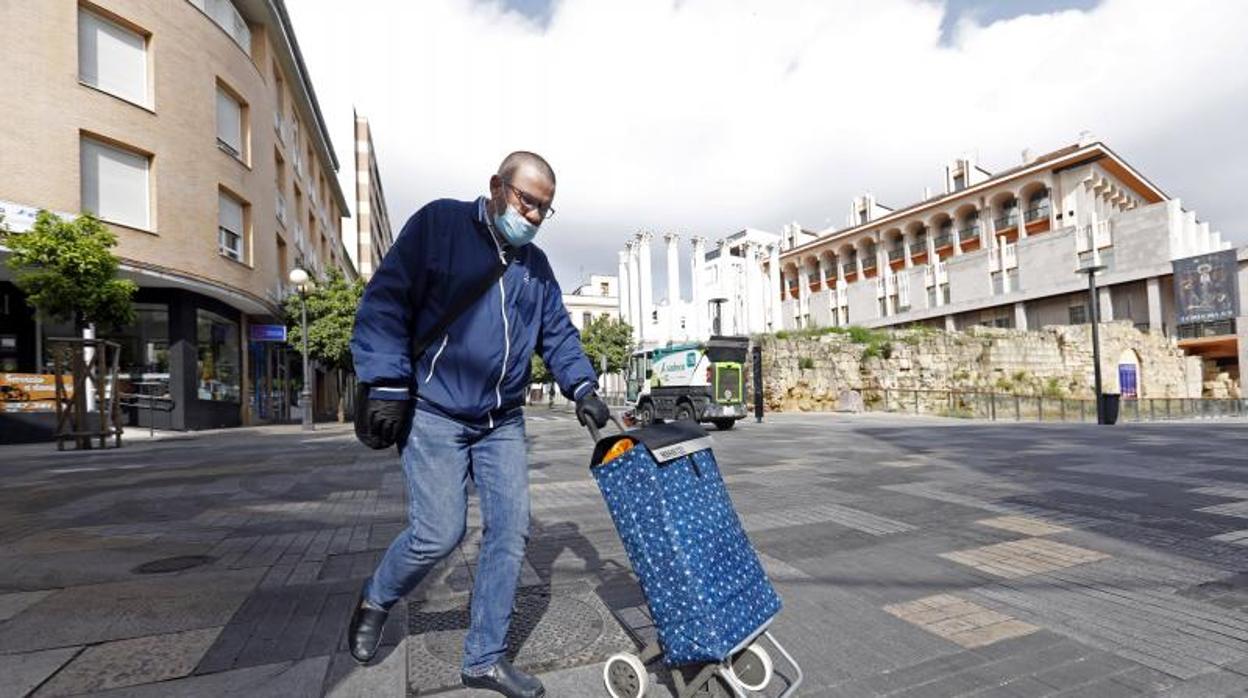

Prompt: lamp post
xmin=288 ymin=268 xmax=314 ymax=432
xmin=1077 ymin=263 xmax=1108 ymax=424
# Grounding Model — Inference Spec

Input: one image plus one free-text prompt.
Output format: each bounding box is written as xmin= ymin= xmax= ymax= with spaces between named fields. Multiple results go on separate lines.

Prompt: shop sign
xmin=0 ymin=200 xmax=76 ymax=233
xmin=249 ymin=324 xmax=287 ymax=342
xmin=0 ymin=373 xmax=70 ymax=413
xmin=1173 ymin=249 xmax=1240 ymax=325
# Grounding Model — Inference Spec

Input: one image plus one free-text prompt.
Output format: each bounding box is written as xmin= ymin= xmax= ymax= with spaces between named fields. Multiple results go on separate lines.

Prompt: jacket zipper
xmin=491 ymin=275 xmax=510 ymax=429
xmin=425 ymin=334 xmax=449 ymax=384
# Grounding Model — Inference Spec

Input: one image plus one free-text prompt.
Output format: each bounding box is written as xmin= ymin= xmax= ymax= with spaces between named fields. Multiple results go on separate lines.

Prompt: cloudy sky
xmin=287 ymin=0 xmax=1248 ymax=298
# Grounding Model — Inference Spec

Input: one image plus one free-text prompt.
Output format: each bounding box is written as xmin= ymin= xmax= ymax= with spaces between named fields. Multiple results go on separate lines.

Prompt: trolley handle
xmin=581 ymin=412 xmax=626 ymax=443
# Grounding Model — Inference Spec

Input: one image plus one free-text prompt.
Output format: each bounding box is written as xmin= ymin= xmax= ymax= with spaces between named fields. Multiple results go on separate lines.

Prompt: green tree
xmin=580 ymin=315 xmax=634 ymax=376
xmin=283 ymin=267 xmax=364 ymax=421
xmin=2 ymin=211 xmax=137 ymax=331
xmin=530 ymin=354 xmax=552 ymax=385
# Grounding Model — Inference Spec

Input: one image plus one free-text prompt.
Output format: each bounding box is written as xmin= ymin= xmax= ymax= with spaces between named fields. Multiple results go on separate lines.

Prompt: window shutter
xmin=219 ymin=192 xmax=243 ymax=234
xmin=216 ymin=87 xmax=242 ymax=156
xmin=81 ymin=138 xmax=150 ymax=229
xmin=78 ymin=10 xmax=147 ymax=105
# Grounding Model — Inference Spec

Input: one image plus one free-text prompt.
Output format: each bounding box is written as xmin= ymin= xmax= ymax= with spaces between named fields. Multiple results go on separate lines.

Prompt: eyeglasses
xmin=505 ymin=182 xmax=556 ymax=220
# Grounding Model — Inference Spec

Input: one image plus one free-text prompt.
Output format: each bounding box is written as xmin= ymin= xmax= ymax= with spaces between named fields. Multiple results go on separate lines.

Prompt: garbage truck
xmin=625 ymin=335 xmax=749 ymax=430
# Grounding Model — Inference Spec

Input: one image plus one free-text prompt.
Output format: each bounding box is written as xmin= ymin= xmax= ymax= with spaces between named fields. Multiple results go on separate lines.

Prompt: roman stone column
xmin=617 ymin=249 xmax=631 ymax=328
xmin=690 ymin=235 xmax=707 ymax=340
xmin=664 ymin=232 xmax=681 ymax=342
xmin=637 ymin=232 xmax=654 ymax=345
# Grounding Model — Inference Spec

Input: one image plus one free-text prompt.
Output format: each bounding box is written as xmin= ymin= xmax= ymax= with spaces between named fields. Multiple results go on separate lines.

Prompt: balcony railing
xmin=187 ymin=0 xmax=251 ymax=56
xmin=958 ymin=225 xmax=980 ymax=243
xmin=993 ymin=213 xmax=1019 ymax=230
xmin=888 ymin=247 xmax=905 ymax=262
xmin=934 ymin=232 xmax=952 ymax=249
xmin=862 ymin=256 xmax=877 ymax=270
xmin=1024 ymin=205 xmax=1050 ymax=222
xmin=909 ymin=240 xmax=927 ymax=256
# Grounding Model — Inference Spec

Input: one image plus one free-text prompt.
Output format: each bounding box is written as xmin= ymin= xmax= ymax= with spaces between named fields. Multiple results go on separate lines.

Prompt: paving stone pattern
xmin=3 ymin=414 xmax=1248 ymax=695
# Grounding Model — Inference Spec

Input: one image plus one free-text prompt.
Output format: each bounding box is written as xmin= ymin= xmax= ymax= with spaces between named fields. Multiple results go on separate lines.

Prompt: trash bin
xmin=1100 ymin=393 xmax=1120 ymax=425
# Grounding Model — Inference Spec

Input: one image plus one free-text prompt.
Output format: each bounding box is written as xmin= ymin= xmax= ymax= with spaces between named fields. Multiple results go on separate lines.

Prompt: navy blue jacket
xmin=350 ymin=197 xmax=597 ymax=427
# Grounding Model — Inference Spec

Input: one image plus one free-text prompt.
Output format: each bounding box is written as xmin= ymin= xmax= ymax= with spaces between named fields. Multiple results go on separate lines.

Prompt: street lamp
xmin=1077 ymin=263 xmax=1108 ymax=424
xmin=288 ymin=267 xmax=314 ymax=432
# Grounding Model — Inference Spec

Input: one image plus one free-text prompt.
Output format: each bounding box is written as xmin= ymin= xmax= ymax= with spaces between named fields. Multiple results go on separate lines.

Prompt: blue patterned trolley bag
xmin=590 ymin=420 xmax=782 ymax=666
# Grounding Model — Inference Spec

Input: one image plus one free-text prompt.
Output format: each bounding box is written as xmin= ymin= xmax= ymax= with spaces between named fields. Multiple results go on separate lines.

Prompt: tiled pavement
xmin=3 ymin=412 xmax=1248 ymax=696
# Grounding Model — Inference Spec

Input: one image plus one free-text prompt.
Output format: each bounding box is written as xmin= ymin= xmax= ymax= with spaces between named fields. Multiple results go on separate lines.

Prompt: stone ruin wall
xmin=746 ymin=322 xmax=1210 ymax=413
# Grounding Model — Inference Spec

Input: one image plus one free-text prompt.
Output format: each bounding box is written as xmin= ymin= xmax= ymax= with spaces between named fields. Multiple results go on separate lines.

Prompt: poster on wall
xmin=0 ymin=373 xmax=71 ymax=413
xmin=1173 ymin=249 xmax=1240 ymax=326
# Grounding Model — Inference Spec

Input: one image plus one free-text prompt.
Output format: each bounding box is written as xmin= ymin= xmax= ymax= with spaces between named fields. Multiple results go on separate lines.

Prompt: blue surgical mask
xmin=494 ymin=203 xmax=539 ymax=247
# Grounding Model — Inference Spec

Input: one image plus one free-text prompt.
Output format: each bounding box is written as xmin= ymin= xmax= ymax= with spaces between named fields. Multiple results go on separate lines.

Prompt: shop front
xmin=0 ymin=281 xmax=301 ymax=441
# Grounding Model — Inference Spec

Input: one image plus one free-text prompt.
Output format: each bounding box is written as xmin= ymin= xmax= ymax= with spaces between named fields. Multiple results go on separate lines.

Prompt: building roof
xmin=781 ymin=141 xmax=1168 ymax=260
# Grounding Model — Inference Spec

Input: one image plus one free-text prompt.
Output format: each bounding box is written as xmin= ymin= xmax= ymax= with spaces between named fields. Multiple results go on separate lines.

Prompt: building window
xmin=80 ymin=136 xmax=150 ymax=229
xmin=215 ymin=82 xmax=246 ymax=160
xmin=218 ymin=190 xmax=245 ymax=261
xmin=78 ymin=8 xmax=148 ymax=107
xmin=941 ymin=283 xmax=951 ymax=305
xmin=197 ymin=309 xmax=240 ymax=401
xmin=992 ymin=271 xmax=1004 ymax=295
xmin=953 ymin=173 xmax=966 ymax=191
xmin=1069 ymin=304 xmax=1088 ymax=325
xmin=927 ymin=286 xmax=936 ymax=308
xmin=582 ymin=312 xmax=593 ymax=328
xmin=878 ymin=298 xmax=887 ymax=316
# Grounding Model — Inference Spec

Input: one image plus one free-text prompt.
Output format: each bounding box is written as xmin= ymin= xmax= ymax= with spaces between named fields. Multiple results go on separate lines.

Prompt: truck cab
xmin=626 ymin=335 xmax=749 ymax=430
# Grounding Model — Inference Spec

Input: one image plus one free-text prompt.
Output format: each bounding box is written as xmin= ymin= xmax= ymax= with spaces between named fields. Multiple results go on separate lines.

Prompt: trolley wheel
xmin=712 ymin=418 xmax=735 ymax=431
xmin=636 ymin=402 xmax=656 ymax=426
xmin=603 ymin=652 xmax=648 ymax=698
xmin=674 ymin=402 xmax=696 ymax=422
xmin=727 ymin=644 xmax=773 ymax=692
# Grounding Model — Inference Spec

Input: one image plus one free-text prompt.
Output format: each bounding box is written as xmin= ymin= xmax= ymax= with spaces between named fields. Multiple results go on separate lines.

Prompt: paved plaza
xmin=2 ymin=412 xmax=1248 ymax=696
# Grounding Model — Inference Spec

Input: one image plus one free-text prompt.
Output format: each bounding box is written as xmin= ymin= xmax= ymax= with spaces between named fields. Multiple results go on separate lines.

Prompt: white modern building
xmin=564 ymin=274 xmax=619 ymax=331
xmin=617 ymin=227 xmax=780 ymax=349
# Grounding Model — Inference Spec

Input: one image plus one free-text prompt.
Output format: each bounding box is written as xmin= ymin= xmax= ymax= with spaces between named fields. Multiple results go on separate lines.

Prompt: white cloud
xmin=289 ymin=0 xmax=1248 ymax=293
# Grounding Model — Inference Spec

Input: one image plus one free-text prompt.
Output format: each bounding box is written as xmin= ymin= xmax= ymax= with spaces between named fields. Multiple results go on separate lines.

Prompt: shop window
xmin=110 ymin=304 xmax=170 ymax=395
xmin=81 ymin=136 xmax=150 ymax=229
xmin=197 ymin=309 xmax=240 ymax=401
xmin=78 ymin=8 xmax=148 ymax=107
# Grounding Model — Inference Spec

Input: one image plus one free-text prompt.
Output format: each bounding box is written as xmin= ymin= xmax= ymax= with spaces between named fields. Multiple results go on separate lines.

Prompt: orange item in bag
xmin=602 ymin=438 xmax=635 ymax=463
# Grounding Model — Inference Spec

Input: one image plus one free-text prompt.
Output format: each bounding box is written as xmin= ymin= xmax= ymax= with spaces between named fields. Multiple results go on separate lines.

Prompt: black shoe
xmin=346 ymin=589 xmax=388 ymax=664
xmin=461 ymin=659 xmax=545 ymax=698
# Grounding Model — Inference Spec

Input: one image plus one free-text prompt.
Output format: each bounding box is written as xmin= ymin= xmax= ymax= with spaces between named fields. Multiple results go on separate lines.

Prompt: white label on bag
xmin=651 ymin=436 xmax=714 ymax=463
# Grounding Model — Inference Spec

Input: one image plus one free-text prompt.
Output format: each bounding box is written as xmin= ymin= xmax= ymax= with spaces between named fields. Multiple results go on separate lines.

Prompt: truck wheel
xmin=712 ymin=419 xmax=736 ymax=431
xmin=636 ymin=402 xmax=656 ymax=426
xmin=675 ymin=402 xmax=696 ymax=422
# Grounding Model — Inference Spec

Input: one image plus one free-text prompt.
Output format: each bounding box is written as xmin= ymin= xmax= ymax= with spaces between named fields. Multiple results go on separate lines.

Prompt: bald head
xmin=498 ymin=151 xmax=556 ymax=188
xmin=489 ymin=151 xmax=557 ymax=229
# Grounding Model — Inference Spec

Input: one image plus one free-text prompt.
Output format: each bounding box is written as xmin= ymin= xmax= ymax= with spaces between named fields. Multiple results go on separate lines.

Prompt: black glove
xmin=354 ymin=384 xmax=412 ymax=450
xmin=576 ymin=391 xmax=611 ymax=429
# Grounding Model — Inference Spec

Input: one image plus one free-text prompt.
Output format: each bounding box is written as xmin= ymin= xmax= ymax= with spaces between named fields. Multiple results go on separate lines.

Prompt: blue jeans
xmin=364 ymin=406 xmax=531 ymax=674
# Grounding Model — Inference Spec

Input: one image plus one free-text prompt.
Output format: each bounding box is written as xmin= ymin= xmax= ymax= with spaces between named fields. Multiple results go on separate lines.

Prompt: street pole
xmin=300 ymin=289 xmax=314 ymax=431
xmin=1079 ymin=264 xmax=1107 ymax=424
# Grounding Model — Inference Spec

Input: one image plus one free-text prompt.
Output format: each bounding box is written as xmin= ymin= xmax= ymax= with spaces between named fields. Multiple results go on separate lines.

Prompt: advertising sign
xmin=1173 ymin=249 xmax=1240 ymax=325
xmin=249 ymin=324 xmax=287 ymax=342
xmin=0 ymin=373 xmax=70 ymax=413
